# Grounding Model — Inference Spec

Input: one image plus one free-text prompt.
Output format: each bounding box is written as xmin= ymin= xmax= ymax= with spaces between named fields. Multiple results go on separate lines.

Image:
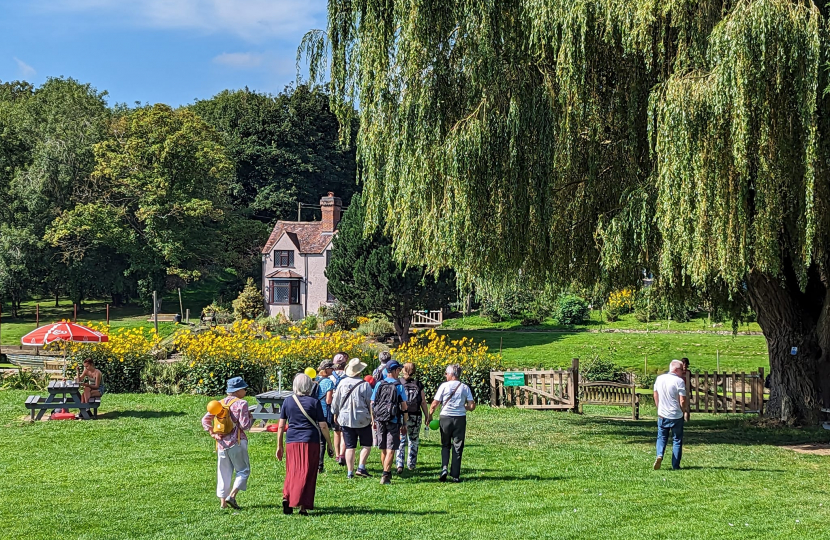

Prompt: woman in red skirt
xmin=276 ymin=373 xmax=334 ymax=515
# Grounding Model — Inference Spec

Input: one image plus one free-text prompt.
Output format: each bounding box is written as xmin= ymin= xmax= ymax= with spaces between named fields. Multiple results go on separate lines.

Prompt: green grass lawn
xmin=0 ymin=392 xmax=827 ymax=539
xmin=441 ymin=330 xmax=769 ymax=373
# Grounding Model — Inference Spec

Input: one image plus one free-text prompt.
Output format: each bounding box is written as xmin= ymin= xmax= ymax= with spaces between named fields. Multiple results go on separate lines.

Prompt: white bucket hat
xmin=345 ymin=358 xmax=368 ymax=377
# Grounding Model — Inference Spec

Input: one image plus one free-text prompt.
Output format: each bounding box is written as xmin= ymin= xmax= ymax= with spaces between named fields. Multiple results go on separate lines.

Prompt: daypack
xmin=371 ymin=364 xmax=386 ymax=382
xmin=212 ymin=397 xmax=240 ymax=436
xmin=373 ymin=381 xmax=402 ymax=424
xmin=401 ymin=378 xmax=422 ymax=415
xmin=331 ymin=371 xmax=345 ymax=388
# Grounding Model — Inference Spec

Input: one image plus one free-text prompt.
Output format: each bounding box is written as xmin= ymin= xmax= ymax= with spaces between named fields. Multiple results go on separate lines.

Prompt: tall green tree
xmin=326 ymin=194 xmax=455 ymax=342
xmin=190 ymin=85 xmax=358 ymax=224
xmin=310 ymin=0 xmax=830 ymax=423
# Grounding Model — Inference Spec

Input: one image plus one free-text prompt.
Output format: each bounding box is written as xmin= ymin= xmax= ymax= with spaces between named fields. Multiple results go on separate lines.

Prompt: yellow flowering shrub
xmin=605 ymin=288 xmax=635 ymax=321
xmin=175 ymin=320 xmax=377 ymax=394
xmin=57 ymin=322 xmax=160 ymax=393
xmin=394 ymin=329 xmax=502 ymax=399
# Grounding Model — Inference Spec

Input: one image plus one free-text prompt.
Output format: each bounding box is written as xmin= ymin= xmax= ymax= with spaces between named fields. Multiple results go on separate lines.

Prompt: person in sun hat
xmin=331 ymin=358 xmax=375 ymax=478
xmin=328 ymin=352 xmax=349 ymax=465
xmin=201 ymin=376 xmax=253 ymax=509
xmin=315 ymin=359 xmax=336 ymax=473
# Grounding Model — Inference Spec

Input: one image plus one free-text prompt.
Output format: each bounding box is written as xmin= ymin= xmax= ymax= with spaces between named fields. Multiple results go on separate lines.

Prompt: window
xmin=325 ymin=250 xmax=331 ymax=267
xmin=326 ymin=284 xmax=336 ymax=303
xmin=273 ymin=250 xmax=294 ymax=268
xmin=269 ymin=280 xmax=300 ymax=305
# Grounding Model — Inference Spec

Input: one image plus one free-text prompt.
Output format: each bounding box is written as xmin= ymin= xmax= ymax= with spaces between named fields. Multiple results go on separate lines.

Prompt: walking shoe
xmin=380 ymin=472 xmax=392 ymax=485
xmin=282 ymin=498 xmax=293 ymax=515
xmin=355 ymin=468 xmax=372 ymax=478
xmin=226 ymin=497 xmax=240 ymax=509
xmin=653 ymin=456 xmax=663 ymax=470
xmin=347 ymin=472 xmax=355 ymax=479
xmin=450 ymin=477 xmax=462 ymax=483
xmin=439 ymin=468 xmax=448 ymax=482
xmin=318 ymin=466 xmax=325 ymax=473
xmin=408 ymin=465 xmax=416 ymax=471
xmin=337 ymin=455 xmax=346 ymax=466
xmin=396 ymin=466 xmax=404 ymax=474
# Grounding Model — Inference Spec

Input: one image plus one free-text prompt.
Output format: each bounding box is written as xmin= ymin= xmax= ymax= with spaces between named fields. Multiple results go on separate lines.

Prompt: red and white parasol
xmin=20 ymin=322 xmax=109 ymax=346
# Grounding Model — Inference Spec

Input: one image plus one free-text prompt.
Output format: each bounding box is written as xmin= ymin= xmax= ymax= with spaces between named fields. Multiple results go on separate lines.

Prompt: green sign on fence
xmin=503 ymin=372 xmax=525 ymax=387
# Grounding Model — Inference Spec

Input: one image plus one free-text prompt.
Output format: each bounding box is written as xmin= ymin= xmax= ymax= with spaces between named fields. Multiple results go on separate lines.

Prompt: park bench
xmin=199 ymin=311 xmax=217 ymax=328
xmin=146 ymin=313 xmax=179 ymax=323
xmin=25 ymin=394 xmax=100 ymax=420
xmin=6 ymin=354 xmax=47 ymax=371
xmin=580 ymin=381 xmax=640 ymax=419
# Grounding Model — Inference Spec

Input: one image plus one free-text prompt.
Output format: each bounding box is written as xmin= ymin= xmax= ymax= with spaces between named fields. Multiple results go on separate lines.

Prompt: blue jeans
xmin=656 ymin=417 xmax=684 ymax=469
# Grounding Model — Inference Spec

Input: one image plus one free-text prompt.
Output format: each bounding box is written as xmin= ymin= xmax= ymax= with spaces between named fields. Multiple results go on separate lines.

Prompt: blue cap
xmin=386 ymin=360 xmax=402 ymax=372
xmin=226 ymin=376 xmax=249 ymax=393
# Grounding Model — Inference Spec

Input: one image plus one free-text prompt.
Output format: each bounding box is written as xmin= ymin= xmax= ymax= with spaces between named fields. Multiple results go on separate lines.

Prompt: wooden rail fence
xmin=684 ymin=369 xmax=765 ymax=414
xmin=490 ymin=359 xmax=579 ymax=411
xmin=580 ymin=382 xmax=640 ymax=419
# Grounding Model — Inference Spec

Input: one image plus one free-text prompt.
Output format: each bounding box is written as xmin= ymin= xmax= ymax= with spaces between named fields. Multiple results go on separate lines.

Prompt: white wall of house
xmin=261 ymin=234 xmax=334 ymax=320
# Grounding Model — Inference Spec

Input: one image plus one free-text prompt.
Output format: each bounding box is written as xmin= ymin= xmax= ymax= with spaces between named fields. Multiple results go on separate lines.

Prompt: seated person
xmin=76 ymin=358 xmax=104 ymax=403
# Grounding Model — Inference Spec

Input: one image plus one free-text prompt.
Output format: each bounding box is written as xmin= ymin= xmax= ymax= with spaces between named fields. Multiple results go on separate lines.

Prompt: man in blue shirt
xmin=316 ymin=360 xmax=336 ymax=472
xmin=371 ymin=360 xmax=409 ymax=484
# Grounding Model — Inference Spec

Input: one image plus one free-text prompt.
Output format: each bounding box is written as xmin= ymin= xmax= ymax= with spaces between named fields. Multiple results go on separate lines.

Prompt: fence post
xmin=758 ymin=367 xmax=765 ymax=416
xmin=571 ymin=358 xmax=580 ymax=413
xmin=490 ymin=371 xmax=497 ymax=407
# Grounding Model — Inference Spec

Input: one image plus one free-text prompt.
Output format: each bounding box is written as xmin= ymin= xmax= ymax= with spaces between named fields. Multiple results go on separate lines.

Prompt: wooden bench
xmin=146 ymin=314 xmax=179 ymax=322
xmin=7 ymin=354 xmax=47 ymax=371
xmin=580 ymin=381 xmax=640 ymax=419
xmin=24 ymin=395 xmax=101 ymax=420
xmin=200 ymin=311 xmax=217 ymax=328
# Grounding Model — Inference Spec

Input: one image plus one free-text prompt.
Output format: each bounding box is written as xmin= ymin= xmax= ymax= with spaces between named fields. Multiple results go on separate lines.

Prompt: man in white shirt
xmin=653 ymin=359 xmax=690 ymax=470
xmin=429 ymin=364 xmax=475 ymax=483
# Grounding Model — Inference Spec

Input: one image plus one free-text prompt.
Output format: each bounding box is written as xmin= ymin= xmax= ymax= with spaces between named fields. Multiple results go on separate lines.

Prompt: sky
xmin=0 ymin=0 xmax=328 ymax=107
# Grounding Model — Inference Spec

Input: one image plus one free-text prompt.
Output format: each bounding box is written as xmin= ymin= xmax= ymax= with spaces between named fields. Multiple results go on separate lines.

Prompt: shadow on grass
xmin=97 ymin=410 xmax=187 ymax=420
xmin=573 ymin=416 xmax=830 ymax=447
xmin=303 ymin=507 xmax=449 ymax=516
xmin=401 ymin=468 xmax=559 ymax=483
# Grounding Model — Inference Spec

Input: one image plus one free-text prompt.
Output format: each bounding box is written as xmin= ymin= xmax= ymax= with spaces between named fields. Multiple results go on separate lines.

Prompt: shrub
xmin=1 ymin=368 xmax=49 ymax=391
xmin=232 ymin=278 xmax=265 ymax=321
xmin=581 ymin=356 xmax=628 ymax=383
xmin=394 ymin=328 xmax=502 ymax=399
xmin=258 ymin=313 xmax=291 ymax=335
xmin=357 ymin=318 xmax=394 ymax=337
xmin=203 ymin=302 xmax=233 ymax=325
xmin=637 ymin=371 xmax=658 ymax=390
xmin=141 ymin=361 xmax=189 ymax=394
xmin=555 ymin=294 xmax=589 ymax=325
xmin=299 ymin=314 xmax=320 ymax=333
xmin=326 ymin=301 xmax=356 ymax=331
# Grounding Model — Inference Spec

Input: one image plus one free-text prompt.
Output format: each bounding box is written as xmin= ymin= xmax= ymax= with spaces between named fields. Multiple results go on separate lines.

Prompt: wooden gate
xmin=685 ymin=369 xmax=766 ymax=414
xmin=490 ymin=359 xmax=579 ymax=410
xmin=411 ymin=310 xmax=443 ymax=327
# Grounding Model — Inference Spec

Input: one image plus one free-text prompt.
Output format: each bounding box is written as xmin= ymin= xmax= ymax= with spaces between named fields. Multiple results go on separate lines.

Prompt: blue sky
xmin=0 ymin=0 xmax=328 ymax=106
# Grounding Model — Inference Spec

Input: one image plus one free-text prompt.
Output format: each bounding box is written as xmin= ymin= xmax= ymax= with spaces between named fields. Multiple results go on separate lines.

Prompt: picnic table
xmin=24 ymin=380 xmax=100 ymax=421
xmin=251 ymin=390 xmax=293 ymax=428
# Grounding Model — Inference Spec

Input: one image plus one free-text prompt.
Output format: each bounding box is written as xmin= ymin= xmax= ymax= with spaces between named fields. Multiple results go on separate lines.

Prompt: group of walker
xmin=201 ymin=351 xmax=476 ymax=515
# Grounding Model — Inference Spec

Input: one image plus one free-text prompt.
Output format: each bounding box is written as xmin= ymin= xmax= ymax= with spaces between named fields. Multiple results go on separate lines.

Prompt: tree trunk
xmin=393 ymin=314 xmax=412 ymax=345
xmin=747 ymin=269 xmax=830 ymax=425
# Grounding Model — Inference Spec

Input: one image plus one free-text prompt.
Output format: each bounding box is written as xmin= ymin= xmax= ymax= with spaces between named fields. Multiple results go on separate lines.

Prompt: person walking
xmin=276 ymin=373 xmax=335 ymax=515
xmin=396 ymin=362 xmax=429 ymax=473
xmin=429 ymin=364 xmax=475 ymax=483
xmin=653 ymin=359 xmax=690 ymax=470
xmin=371 ymin=360 xmax=409 ymax=485
xmin=201 ymin=376 xmax=253 ymax=509
xmin=331 ymin=358 xmax=374 ymax=479
xmin=315 ymin=360 xmax=336 ymax=473
xmin=329 ymin=352 xmax=349 ymax=465
xmin=372 ymin=351 xmax=392 ymax=382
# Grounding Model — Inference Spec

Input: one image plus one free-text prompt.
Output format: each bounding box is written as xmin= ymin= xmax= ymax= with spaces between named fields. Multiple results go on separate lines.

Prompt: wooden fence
xmin=684 ymin=369 xmax=766 ymax=414
xmin=411 ymin=310 xmax=443 ymax=327
xmin=580 ymin=382 xmax=640 ymax=419
xmin=490 ymin=359 xmax=579 ymax=410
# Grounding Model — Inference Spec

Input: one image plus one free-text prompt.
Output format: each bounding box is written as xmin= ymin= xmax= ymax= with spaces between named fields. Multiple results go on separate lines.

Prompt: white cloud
xmin=39 ymin=0 xmax=326 ymax=41
xmin=213 ymin=52 xmax=264 ymax=69
xmin=13 ymin=57 xmax=36 ymax=78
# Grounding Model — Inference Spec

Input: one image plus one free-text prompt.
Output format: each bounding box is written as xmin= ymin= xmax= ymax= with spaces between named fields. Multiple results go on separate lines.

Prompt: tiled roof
xmin=264 ymin=270 xmax=304 ymax=279
xmin=262 ymin=221 xmax=335 ymax=254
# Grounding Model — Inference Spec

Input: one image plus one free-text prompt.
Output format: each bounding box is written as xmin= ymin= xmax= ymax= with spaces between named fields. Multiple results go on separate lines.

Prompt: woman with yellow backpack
xmin=202 ymin=377 xmax=253 ymax=509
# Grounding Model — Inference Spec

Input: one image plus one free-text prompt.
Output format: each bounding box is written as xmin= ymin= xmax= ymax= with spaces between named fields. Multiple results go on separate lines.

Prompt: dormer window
xmin=274 ymin=250 xmax=294 ymax=268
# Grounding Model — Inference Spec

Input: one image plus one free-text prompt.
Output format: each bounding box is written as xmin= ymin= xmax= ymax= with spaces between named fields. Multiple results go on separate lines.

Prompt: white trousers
xmin=216 ymin=439 xmax=250 ymax=499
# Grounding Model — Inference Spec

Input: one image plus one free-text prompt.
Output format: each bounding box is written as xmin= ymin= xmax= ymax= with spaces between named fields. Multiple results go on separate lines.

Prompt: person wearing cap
xmin=328 ymin=352 xmax=349 ymax=465
xmin=331 ymin=358 xmax=375 ymax=478
xmin=315 ymin=359 xmax=336 ymax=473
xmin=201 ymin=376 xmax=253 ymax=509
xmin=371 ymin=360 xmax=409 ymax=485
xmin=429 ymin=364 xmax=475 ymax=483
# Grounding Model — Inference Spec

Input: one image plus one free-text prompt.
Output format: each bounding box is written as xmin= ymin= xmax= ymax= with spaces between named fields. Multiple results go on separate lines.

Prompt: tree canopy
xmin=309 ymin=0 xmax=830 ymax=423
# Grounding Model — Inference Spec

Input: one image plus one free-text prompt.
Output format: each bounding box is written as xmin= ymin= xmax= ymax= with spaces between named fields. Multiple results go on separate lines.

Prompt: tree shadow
xmin=572 ymin=415 xmax=830 ymax=447
xmin=313 ymin=507 xmax=448 ymax=516
xmin=399 ymin=468 xmax=559 ymax=483
xmin=97 ymin=410 xmax=187 ymax=420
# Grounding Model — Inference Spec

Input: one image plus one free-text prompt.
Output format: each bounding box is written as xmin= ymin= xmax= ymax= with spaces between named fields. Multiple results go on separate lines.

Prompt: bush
xmin=203 ymin=302 xmax=233 ymax=325
xmin=232 ymin=278 xmax=265 ymax=321
xmin=1 ymin=368 xmax=49 ymax=391
xmin=141 ymin=361 xmax=189 ymax=394
xmin=604 ymin=307 xmax=621 ymax=322
xmin=299 ymin=314 xmax=319 ymax=333
xmin=325 ymin=301 xmax=356 ymax=331
xmin=555 ymin=294 xmax=589 ymax=325
xmin=637 ymin=371 xmax=658 ymax=390
xmin=357 ymin=318 xmax=394 ymax=337
xmin=258 ymin=313 xmax=291 ymax=335
xmin=394 ymin=328 xmax=502 ymax=399
xmin=581 ymin=356 xmax=628 ymax=383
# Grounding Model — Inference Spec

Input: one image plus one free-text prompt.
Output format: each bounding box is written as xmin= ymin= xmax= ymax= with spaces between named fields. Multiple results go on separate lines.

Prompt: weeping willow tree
xmin=303 ymin=0 xmax=830 ymax=424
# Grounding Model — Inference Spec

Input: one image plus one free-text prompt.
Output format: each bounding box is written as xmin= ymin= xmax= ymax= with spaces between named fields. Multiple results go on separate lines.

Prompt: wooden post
xmin=0 ymin=303 xmax=3 ymax=347
xmin=571 ymin=358 xmax=580 ymax=413
xmin=178 ymin=288 xmax=184 ymax=319
xmin=186 ymin=308 xmax=190 ymax=324
xmin=73 ymin=304 xmax=77 ymax=323
xmin=716 ymin=349 xmax=720 ymax=372
xmin=36 ymin=304 xmax=39 ymax=327
xmin=758 ymin=367 xmax=765 ymax=415
xmin=490 ymin=371 xmax=497 ymax=407
xmin=153 ymin=291 xmax=159 ymax=335
xmin=106 ymin=304 xmax=110 ymax=325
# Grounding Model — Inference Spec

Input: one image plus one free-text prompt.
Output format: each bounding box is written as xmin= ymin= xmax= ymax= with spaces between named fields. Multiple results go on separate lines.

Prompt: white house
xmin=261 ymin=192 xmax=341 ymax=320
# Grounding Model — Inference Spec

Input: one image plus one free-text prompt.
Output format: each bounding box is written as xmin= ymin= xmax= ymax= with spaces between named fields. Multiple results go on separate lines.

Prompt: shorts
xmin=342 ymin=425 xmax=372 ymax=449
xmin=331 ymin=412 xmax=341 ymax=432
xmin=375 ymin=421 xmax=401 ymax=451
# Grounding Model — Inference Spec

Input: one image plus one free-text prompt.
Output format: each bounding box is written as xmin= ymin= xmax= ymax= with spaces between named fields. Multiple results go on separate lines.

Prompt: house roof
xmin=264 ymin=270 xmax=304 ymax=279
xmin=262 ymin=221 xmax=335 ymax=255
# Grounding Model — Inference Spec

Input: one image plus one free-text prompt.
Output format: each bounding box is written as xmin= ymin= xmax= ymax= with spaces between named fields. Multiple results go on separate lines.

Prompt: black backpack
xmin=373 ymin=380 xmax=402 ymax=423
xmin=401 ymin=378 xmax=422 ymax=415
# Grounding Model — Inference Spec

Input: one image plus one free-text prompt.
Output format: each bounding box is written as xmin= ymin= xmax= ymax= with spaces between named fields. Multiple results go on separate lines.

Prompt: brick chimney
xmin=320 ymin=192 xmax=342 ymax=232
